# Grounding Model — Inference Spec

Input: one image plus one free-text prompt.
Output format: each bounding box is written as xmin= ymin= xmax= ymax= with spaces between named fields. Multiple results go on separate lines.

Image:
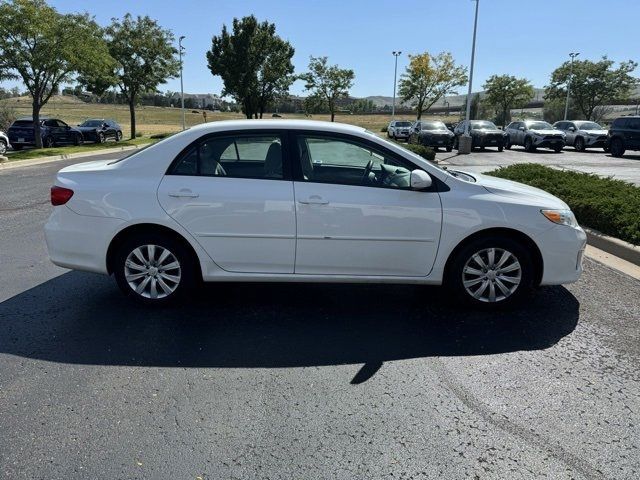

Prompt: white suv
xmin=45 ymin=120 xmax=586 ymax=308
xmin=387 ymin=120 xmax=412 ymax=140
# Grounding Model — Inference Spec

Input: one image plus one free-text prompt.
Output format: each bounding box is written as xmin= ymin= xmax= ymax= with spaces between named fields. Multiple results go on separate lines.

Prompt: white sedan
xmin=45 ymin=120 xmax=586 ymax=308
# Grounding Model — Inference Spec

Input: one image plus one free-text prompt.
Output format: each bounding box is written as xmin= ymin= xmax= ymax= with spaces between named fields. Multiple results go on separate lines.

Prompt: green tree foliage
xmin=545 ymin=57 xmax=638 ymax=120
xmin=207 ymin=15 xmax=295 ymax=119
xmin=0 ymin=0 xmax=111 ymax=148
xmin=483 ymin=75 xmax=534 ymax=126
xmin=301 ymin=56 xmax=354 ymax=122
xmin=349 ymin=98 xmax=375 ymax=114
xmin=398 ymin=52 xmax=467 ymax=119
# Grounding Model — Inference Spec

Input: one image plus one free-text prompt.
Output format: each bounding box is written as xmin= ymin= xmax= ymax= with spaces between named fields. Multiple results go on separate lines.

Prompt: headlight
xmin=541 ymin=209 xmax=578 ymax=227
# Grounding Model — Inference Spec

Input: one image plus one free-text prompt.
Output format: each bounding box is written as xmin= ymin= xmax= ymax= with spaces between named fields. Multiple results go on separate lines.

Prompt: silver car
xmin=0 ymin=131 xmax=9 ymax=155
xmin=504 ymin=120 xmax=566 ymax=153
xmin=553 ymin=120 xmax=608 ymax=152
xmin=387 ymin=120 xmax=412 ymax=140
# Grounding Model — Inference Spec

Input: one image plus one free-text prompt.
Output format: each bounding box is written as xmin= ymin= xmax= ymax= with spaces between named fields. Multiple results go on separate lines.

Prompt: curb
xmin=0 ymin=143 xmax=151 ymax=170
xmin=584 ymin=227 xmax=640 ymax=266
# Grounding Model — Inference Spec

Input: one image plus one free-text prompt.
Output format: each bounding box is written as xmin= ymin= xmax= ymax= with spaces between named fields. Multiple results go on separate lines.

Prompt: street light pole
xmin=392 ymin=51 xmax=401 ymax=118
xmin=564 ymin=52 xmax=579 ymax=121
xmin=179 ymin=36 xmax=186 ymax=130
xmin=459 ymin=0 xmax=479 ymax=154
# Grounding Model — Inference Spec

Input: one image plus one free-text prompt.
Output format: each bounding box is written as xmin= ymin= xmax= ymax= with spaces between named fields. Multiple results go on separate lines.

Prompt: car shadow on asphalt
xmin=0 ymin=271 xmax=580 ymax=383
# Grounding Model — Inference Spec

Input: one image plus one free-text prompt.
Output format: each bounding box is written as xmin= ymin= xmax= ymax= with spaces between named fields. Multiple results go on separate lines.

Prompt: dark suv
xmin=8 ymin=117 xmax=83 ymax=150
xmin=608 ymin=116 xmax=640 ymax=158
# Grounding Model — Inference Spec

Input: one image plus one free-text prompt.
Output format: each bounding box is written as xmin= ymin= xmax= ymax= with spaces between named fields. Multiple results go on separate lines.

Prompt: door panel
xmin=158 ymin=176 xmax=296 ymax=273
xmin=294 ymin=182 xmax=441 ymax=276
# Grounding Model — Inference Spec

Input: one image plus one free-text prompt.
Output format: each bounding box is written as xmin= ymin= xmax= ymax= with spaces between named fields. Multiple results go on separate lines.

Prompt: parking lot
xmin=435 ymin=145 xmax=640 ymax=186
xmin=1 ymin=151 xmax=639 ymax=479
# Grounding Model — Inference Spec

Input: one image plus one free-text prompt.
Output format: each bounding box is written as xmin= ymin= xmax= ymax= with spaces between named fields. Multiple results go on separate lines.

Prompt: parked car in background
xmin=608 ymin=116 xmax=640 ymax=158
xmin=453 ymin=120 xmax=505 ymax=151
xmin=76 ymin=119 xmax=123 ymax=143
xmin=408 ymin=120 xmax=454 ymax=151
xmin=45 ymin=119 xmax=586 ymax=309
xmin=387 ymin=120 xmax=412 ymax=140
xmin=504 ymin=120 xmax=565 ymax=153
xmin=553 ymin=120 xmax=608 ymax=152
xmin=8 ymin=117 xmax=83 ymax=150
xmin=0 ymin=131 xmax=10 ymax=155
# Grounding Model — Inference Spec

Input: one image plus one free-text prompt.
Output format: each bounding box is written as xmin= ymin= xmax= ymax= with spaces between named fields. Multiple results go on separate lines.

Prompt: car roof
xmin=17 ymin=116 xmax=52 ymax=121
xmin=187 ymin=119 xmax=368 ymax=135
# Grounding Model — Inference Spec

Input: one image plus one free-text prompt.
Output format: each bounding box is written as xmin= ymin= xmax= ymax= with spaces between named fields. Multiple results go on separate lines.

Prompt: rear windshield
xmin=11 ymin=120 xmax=35 ymax=127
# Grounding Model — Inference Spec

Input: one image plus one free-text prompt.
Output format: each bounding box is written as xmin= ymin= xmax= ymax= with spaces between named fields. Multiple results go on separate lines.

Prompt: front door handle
xmin=168 ymin=189 xmax=199 ymax=198
xmin=298 ymin=195 xmax=329 ymax=205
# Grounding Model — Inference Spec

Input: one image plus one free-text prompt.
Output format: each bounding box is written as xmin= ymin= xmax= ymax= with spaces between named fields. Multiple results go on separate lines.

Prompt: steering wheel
xmin=361 ymin=159 xmax=374 ymax=184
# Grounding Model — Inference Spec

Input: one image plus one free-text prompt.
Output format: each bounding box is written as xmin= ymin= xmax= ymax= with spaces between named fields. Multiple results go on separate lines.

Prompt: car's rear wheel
xmin=12 ymin=144 xmax=22 ymax=151
xmin=498 ymin=145 xmax=504 ymax=152
xmin=0 ymin=139 xmax=6 ymax=155
xmin=113 ymin=233 xmax=197 ymax=305
xmin=553 ymin=144 xmax=563 ymax=153
xmin=610 ymin=138 xmax=625 ymax=157
xmin=505 ymin=136 xmax=512 ymax=149
xmin=446 ymin=145 xmax=453 ymax=152
xmin=446 ymin=236 xmax=533 ymax=309
xmin=574 ymin=137 xmax=585 ymax=152
xmin=116 ymin=130 xmax=123 ymax=141
xmin=73 ymin=134 xmax=82 ymax=146
xmin=44 ymin=136 xmax=55 ymax=148
xmin=453 ymin=137 xmax=459 ymax=150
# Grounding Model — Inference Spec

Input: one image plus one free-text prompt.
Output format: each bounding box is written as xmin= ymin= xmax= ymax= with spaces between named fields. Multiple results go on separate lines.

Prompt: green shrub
xmin=380 ymin=126 xmax=388 ymax=133
xmin=150 ymin=132 xmax=171 ymax=139
xmin=402 ymin=143 xmax=436 ymax=161
xmin=487 ymin=164 xmax=640 ymax=245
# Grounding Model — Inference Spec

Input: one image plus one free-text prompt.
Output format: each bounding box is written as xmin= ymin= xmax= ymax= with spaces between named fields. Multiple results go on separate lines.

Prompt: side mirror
xmin=410 ymin=170 xmax=432 ymax=190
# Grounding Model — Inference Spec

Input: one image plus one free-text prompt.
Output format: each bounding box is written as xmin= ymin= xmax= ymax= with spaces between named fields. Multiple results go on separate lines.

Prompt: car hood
xmin=530 ymin=129 xmax=563 ymax=135
xmin=457 ymin=170 xmax=569 ymax=209
xmin=472 ymin=129 xmax=502 ymax=134
xmin=582 ymin=129 xmax=607 ymax=135
xmin=423 ymin=129 xmax=453 ymax=134
xmin=76 ymin=126 xmax=100 ymax=132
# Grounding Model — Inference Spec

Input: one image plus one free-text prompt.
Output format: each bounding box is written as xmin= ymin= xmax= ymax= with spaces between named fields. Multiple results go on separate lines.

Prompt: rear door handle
xmin=298 ymin=195 xmax=329 ymax=205
xmin=168 ymin=190 xmax=199 ymax=198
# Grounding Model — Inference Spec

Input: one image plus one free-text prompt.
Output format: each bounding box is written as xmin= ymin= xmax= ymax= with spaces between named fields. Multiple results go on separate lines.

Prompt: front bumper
xmin=537 ymin=224 xmax=587 ymax=285
xmin=473 ymin=135 xmax=504 ymax=148
xmin=422 ymin=135 xmax=454 ymax=148
xmin=394 ymin=130 xmax=410 ymax=138
xmin=584 ymin=135 xmax=608 ymax=148
xmin=533 ymin=137 xmax=565 ymax=149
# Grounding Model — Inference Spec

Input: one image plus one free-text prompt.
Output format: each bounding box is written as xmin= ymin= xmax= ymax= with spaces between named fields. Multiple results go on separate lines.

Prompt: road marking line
xmin=584 ymin=245 xmax=640 ymax=281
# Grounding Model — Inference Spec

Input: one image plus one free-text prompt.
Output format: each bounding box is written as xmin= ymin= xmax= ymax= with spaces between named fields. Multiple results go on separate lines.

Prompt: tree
xmin=82 ymin=14 xmax=180 ymax=139
xmin=301 ymin=56 xmax=354 ymax=122
xmin=483 ymin=74 xmax=534 ymax=126
xmin=207 ymin=15 xmax=295 ymax=119
xmin=545 ymin=57 xmax=638 ymax=120
xmin=0 ymin=0 xmax=111 ymax=148
xmin=398 ymin=52 xmax=467 ymax=119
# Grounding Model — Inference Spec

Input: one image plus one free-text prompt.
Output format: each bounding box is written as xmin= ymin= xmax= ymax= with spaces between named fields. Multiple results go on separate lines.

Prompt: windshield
xmin=421 ymin=121 xmax=447 ymax=130
xmin=80 ymin=120 xmax=104 ymax=127
xmin=526 ymin=121 xmax=553 ymax=130
xmin=577 ymin=122 xmax=603 ymax=131
xmin=395 ymin=121 xmax=411 ymax=127
xmin=471 ymin=121 xmax=497 ymax=130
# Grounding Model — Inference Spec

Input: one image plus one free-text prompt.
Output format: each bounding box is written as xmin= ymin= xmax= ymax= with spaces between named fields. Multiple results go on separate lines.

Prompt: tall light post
xmin=179 ymin=35 xmax=186 ymax=130
xmin=459 ymin=0 xmax=479 ymax=154
xmin=392 ymin=51 xmax=402 ymax=118
xmin=564 ymin=52 xmax=579 ymax=121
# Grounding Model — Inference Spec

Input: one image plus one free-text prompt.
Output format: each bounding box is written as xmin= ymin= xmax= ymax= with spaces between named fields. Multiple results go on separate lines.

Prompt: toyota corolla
xmin=45 ymin=120 xmax=586 ymax=308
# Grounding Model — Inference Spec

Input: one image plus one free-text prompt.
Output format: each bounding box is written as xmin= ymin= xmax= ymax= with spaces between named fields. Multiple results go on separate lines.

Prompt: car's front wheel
xmin=524 ymin=136 xmax=535 ymax=152
xmin=116 ymin=131 xmax=122 ymax=141
xmin=446 ymin=236 xmax=533 ymax=308
xmin=574 ymin=137 xmax=585 ymax=152
xmin=0 ymin=139 xmax=6 ymax=155
xmin=114 ymin=233 xmax=197 ymax=305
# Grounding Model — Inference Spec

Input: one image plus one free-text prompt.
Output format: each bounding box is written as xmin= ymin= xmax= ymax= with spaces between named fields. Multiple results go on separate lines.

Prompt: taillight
xmin=51 ymin=186 xmax=74 ymax=206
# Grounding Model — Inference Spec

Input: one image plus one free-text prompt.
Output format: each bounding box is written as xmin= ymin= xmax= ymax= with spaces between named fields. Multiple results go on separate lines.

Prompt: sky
xmin=6 ymin=0 xmax=640 ymax=98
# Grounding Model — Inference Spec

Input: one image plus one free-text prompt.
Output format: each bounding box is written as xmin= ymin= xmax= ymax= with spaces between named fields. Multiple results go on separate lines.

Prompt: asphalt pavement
xmin=0 ymin=152 xmax=639 ymax=479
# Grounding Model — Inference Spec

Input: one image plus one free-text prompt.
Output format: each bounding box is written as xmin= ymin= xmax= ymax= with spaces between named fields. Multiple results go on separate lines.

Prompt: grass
xmin=7 ymin=137 xmax=154 ymax=161
xmin=487 ymin=164 xmax=640 ymax=245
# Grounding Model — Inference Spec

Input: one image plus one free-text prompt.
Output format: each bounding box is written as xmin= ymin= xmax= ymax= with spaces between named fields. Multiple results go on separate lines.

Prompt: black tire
xmin=445 ymin=235 xmax=534 ymax=309
xmin=610 ymin=138 xmax=625 ymax=158
xmin=505 ymin=136 xmax=512 ymax=150
xmin=498 ymin=145 xmax=504 ymax=152
xmin=574 ymin=137 xmax=585 ymax=152
xmin=12 ymin=144 xmax=23 ymax=151
xmin=44 ymin=136 xmax=55 ymax=148
xmin=453 ymin=137 xmax=459 ymax=150
xmin=446 ymin=145 xmax=453 ymax=152
xmin=98 ymin=132 xmax=105 ymax=143
xmin=524 ymin=136 xmax=535 ymax=152
xmin=116 ymin=130 xmax=123 ymax=141
xmin=553 ymin=144 xmax=563 ymax=153
xmin=73 ymin=134 xmax=82 ymax=146
xmin=0 ymin=139 xmax=6 ymax=155
xmin=113 ymin=232 xmax=198 ymax=306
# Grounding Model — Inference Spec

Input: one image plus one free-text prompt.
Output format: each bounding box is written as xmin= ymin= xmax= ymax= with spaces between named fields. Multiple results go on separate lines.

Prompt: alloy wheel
xmin=0 ymin=141 xmax=6 ymax=155
xmin=462 ymin=247 xmax=522 ymax=303
xmin=124 ymin=244 xmax=181 ymax=299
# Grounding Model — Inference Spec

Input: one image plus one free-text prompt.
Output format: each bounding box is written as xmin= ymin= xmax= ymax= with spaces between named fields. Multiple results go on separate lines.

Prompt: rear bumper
xmin=536 ymin=225 xmax=587 ymax=285
xmin=44 ymin=206 xmax=123 ymax=274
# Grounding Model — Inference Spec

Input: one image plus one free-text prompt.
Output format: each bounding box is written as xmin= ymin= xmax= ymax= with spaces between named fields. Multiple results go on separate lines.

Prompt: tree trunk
xmin=32 ymin=100 xmax=43 ymax=149
xmin=128 ymin=99 xmax=136 ymax=140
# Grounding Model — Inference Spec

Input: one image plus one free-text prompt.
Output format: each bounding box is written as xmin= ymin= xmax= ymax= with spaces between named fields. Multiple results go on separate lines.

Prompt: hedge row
xmin=487 ymin=164 xmax=640 ymax=245
xmin=400 ymin=143 xmax=436 ymax=161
